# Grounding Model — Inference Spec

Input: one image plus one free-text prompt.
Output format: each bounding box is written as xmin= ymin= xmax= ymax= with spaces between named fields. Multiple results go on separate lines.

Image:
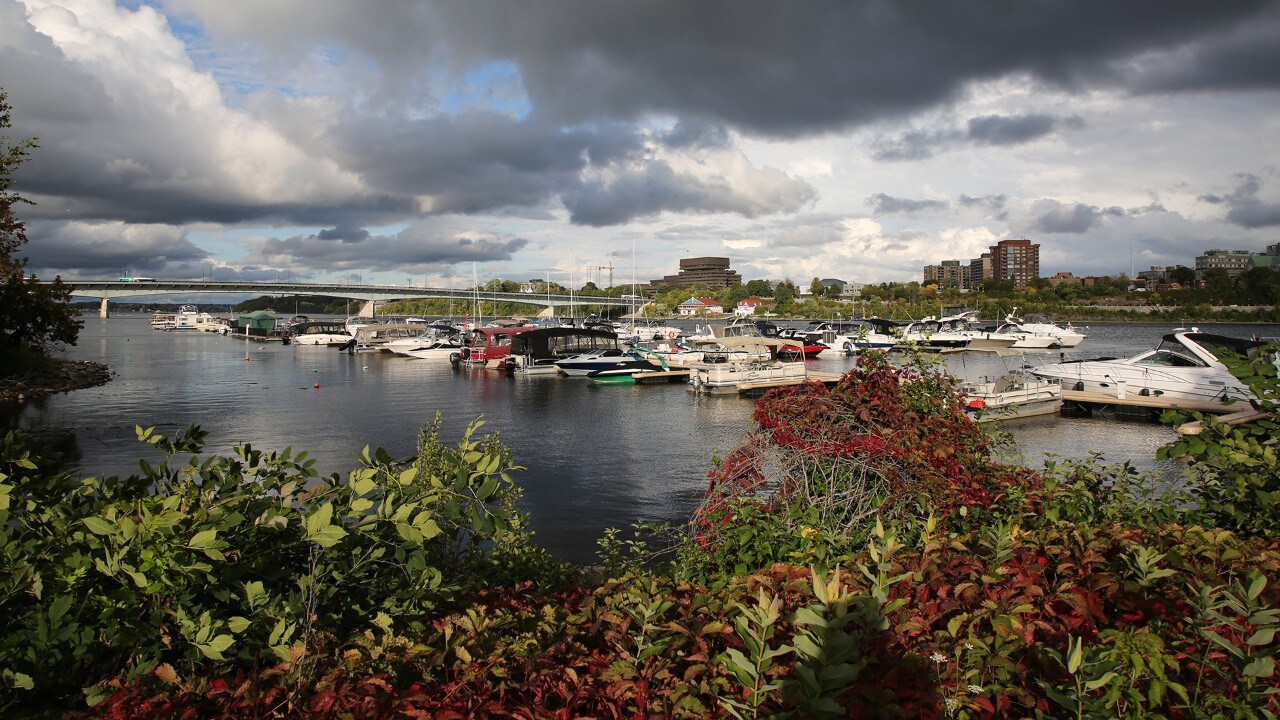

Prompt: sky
xmin=3 ymin=0 xmax=1280 ymax=290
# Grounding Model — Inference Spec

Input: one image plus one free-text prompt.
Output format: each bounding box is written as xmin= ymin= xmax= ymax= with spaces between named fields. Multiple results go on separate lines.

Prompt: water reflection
xmin=7 ymin=317 xmax=1273 ymax=563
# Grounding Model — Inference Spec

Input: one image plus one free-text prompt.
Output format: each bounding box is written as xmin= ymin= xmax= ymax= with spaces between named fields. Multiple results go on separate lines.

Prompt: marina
xmin=4 ymin=316 xmax=1276 ymax=563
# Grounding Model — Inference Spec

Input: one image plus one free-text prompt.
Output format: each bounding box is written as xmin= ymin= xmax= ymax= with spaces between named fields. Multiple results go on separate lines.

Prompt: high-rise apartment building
xmin=990 ymin=239 xmax=1040 ymax=287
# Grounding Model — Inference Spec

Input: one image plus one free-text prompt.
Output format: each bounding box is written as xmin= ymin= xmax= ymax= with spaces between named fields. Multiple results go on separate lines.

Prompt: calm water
xmin=5 ymin=317 xmax=1276 ymax=563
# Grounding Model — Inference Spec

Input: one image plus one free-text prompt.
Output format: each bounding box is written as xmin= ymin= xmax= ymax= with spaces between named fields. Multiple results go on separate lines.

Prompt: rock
xmin=0 ymin=357 xmax=114 ymax=404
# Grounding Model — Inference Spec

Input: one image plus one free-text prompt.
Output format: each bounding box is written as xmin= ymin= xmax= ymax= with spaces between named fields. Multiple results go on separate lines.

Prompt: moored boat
xmin=959 ymin=373 xmax=1063 ymax=422
xmin=1029 ymin=329 xmax=1261 ymax=405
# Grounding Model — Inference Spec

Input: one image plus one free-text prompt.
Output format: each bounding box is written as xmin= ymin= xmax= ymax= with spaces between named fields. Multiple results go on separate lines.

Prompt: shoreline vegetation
xmin=1 ymin=347 xmax=1276 ymax=719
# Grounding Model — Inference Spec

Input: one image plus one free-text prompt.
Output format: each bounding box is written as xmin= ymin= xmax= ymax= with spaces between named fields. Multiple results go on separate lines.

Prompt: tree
xmin=824 ymin=282 xmax=843 ymax=299
xmin=809 ymin=277 xmax=825 ymax=296
xmin=745 ymin=279 xmax=772 ymax=296
xmin=0 ymin=89 xmax=81 ymax=355
xmin=1169 ymin=265 xmax=1196 ymax=287
xmin=773 ymin=280 xmax=796 ymax=313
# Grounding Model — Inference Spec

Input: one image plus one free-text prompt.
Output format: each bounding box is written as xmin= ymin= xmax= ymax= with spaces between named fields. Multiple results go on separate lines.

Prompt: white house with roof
xmin=735 ymin=298 xmax=765 ymax=317
xmin=678 ymin=297 xmax=724 ymax=316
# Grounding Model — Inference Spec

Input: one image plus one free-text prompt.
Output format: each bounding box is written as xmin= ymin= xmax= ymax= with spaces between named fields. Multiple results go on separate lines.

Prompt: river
xmin=4 ymin=316 xmax=1276 ymax=563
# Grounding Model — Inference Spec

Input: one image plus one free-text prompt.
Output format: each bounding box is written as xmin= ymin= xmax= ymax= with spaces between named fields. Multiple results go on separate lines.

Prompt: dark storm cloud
xmin=867 ymin=193 xmax=948 ymax=215
xmin=1120 ymin=9 xmax=1280 ymax=93
xmin=315 ymin=225 xmax=371 ymax=243
xmin=873 ymin=114 xmax=1081 ymax=161
xmin=1199 ymin=174 xmax=1280 ymax=228
xmin=560 ymin=159 xmax=815 ymax=227
xmin=20 ymin=221 xmax=209 ymax=276
xmin=662 ymin=119 xmax=733 ymax=150
xmin=258 ymin=226 xmax=529 ymax=271
xmin=1030 ymin=200 xmax=1126 ymax=234
xmin=410 ymin=1 xmax=1279 ymax=137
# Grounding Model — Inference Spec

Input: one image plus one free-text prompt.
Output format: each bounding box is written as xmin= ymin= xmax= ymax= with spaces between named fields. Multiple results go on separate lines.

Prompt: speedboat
xmin=1029 ymin=329 xmax=1261 ymax=405
xmin=587 ymin=348 xmax=671 ymax=384
xmin=554 ymin=348 xmax=636 ymax=376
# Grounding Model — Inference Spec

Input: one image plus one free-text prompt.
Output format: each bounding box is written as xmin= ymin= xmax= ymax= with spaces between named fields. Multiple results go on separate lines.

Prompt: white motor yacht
xmin=1029 ymin=329 xmax=1262 ymax=405
xmin=999 ymin=310 xmax=1086 ymax=348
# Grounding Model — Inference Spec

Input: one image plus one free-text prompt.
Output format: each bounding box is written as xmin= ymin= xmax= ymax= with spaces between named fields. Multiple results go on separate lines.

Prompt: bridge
xmin=60 ymin=280 xmax=640 ymax=318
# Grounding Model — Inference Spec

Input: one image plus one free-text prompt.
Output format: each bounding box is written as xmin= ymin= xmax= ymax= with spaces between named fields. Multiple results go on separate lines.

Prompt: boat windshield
xmin=1135 ymin=350 xmax=1204 ymax=368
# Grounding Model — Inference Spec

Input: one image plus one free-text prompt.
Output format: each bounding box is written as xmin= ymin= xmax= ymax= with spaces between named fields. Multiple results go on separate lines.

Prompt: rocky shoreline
xmin=0 ymin=358 xmax=114 ymax=403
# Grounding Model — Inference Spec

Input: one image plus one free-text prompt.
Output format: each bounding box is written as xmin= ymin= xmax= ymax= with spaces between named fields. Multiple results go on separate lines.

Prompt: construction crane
xmin=588 ymin=263 xmax=614 ymax=289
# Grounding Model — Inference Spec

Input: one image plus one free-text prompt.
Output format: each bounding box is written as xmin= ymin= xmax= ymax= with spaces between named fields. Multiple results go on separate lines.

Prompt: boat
xmin=170 ymin=305 xmax=202 ymax=331
xmin=502 ymin=328 xmax=621 ymax=374
xmin=289 ymin=321 xmax=354 ymax=347
xmin=554 ymin=348 xmax=635 ymax=376
xmin=400 ymin=337 xmax=467 ymax=361
xmin=958 ymin=373 xmax=1063 ymax=422
xmin=1028 ymin=329 xmax=1262 ymax=405
xmin=1000 ymin=309 xmax=1086 ymax=348
xmin=777 ymin=341 xmax=828 ymax=359
xmin=588 ymin=347 xmax=672 ymax=384
xmin=803 ymin=320 xmax=897 ymax=355
xmin=344 ymin=324 xmax=429 ymax=353
xmin=895 ymin=315 xmax=972 ymax=351
xmin=149 ymin=312 xmax=177 ymax=330
xmin=688 ymin=337 xmax=810 ymax=393
xmin=449 ymin=326 xmax=535 ymax=368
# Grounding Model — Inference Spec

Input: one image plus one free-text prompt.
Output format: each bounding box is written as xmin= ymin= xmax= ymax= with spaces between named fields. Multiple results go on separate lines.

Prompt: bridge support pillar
xmin=99 ymin=298 xmax=110 ymax=318
xmin=359 ymin=300 xmax=377 ymax=318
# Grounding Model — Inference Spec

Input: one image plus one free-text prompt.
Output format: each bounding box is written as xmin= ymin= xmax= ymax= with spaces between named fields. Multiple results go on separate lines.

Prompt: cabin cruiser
xmin=449 ymin=326 xmax=535 ymax=367
xmin=290 ymin=321 xmax=353 ymax=347
xmin=503 ymin=328 xmax=620 ymax=374
xmin=400 ymin=337 xmax=466 ymax=360
xmin=895 ymin=315 xmax=973 ymax=351
xmin=1029 ymin=329 xmax=1262 ymax=405
xmin=997 ymin=310 xmax=1086 ymax=349
xmin=801 ymin=320 xmax=897 ymax=355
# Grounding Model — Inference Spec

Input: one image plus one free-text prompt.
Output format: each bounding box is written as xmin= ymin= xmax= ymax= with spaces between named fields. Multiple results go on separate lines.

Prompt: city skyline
xmin=3 ymin=1 xmax=1279 ymax=288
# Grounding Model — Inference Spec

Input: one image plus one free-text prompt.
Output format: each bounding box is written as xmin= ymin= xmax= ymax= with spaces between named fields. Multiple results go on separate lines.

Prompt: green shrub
xmin=0 ymin=414 xmax=569 ymax=712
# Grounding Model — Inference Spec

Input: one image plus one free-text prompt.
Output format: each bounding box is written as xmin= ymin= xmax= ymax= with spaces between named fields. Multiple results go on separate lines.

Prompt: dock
xmin=1176 ymin=407 xmax=1272 ymax=435
xmin=633 ymin=370 xmax=692 ymax=384
xmin=1059 ymin=389 xmax=1249 ymax=418
xmin=725 ymin=371 xmax=846 ymax=396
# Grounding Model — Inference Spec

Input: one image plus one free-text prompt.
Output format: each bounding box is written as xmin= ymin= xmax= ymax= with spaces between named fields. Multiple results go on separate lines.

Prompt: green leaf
xmin=187 ymin=529 xmax=219 ymax=550
xmin=82 ymin=517 xmax=115 ymax=536
xmin=1243 ymin=656 xmax=1276 ymax=678
xmin=1247 ymin=627 xmax=1277 ymax=647
xmin=195 ymin=633 xmax=235 ymax=660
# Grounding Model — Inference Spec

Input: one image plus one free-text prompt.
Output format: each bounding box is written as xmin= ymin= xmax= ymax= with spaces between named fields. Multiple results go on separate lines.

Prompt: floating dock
xmin=725 ymin=371 xmax=845 ymax=396
xmin=632 ymin=370 xmax=692 ymax=384
xmin=1059 ymin=389 xmax=1247 ymax=419
xmin=1177 ymin=408 xmax=1272 ymax=435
